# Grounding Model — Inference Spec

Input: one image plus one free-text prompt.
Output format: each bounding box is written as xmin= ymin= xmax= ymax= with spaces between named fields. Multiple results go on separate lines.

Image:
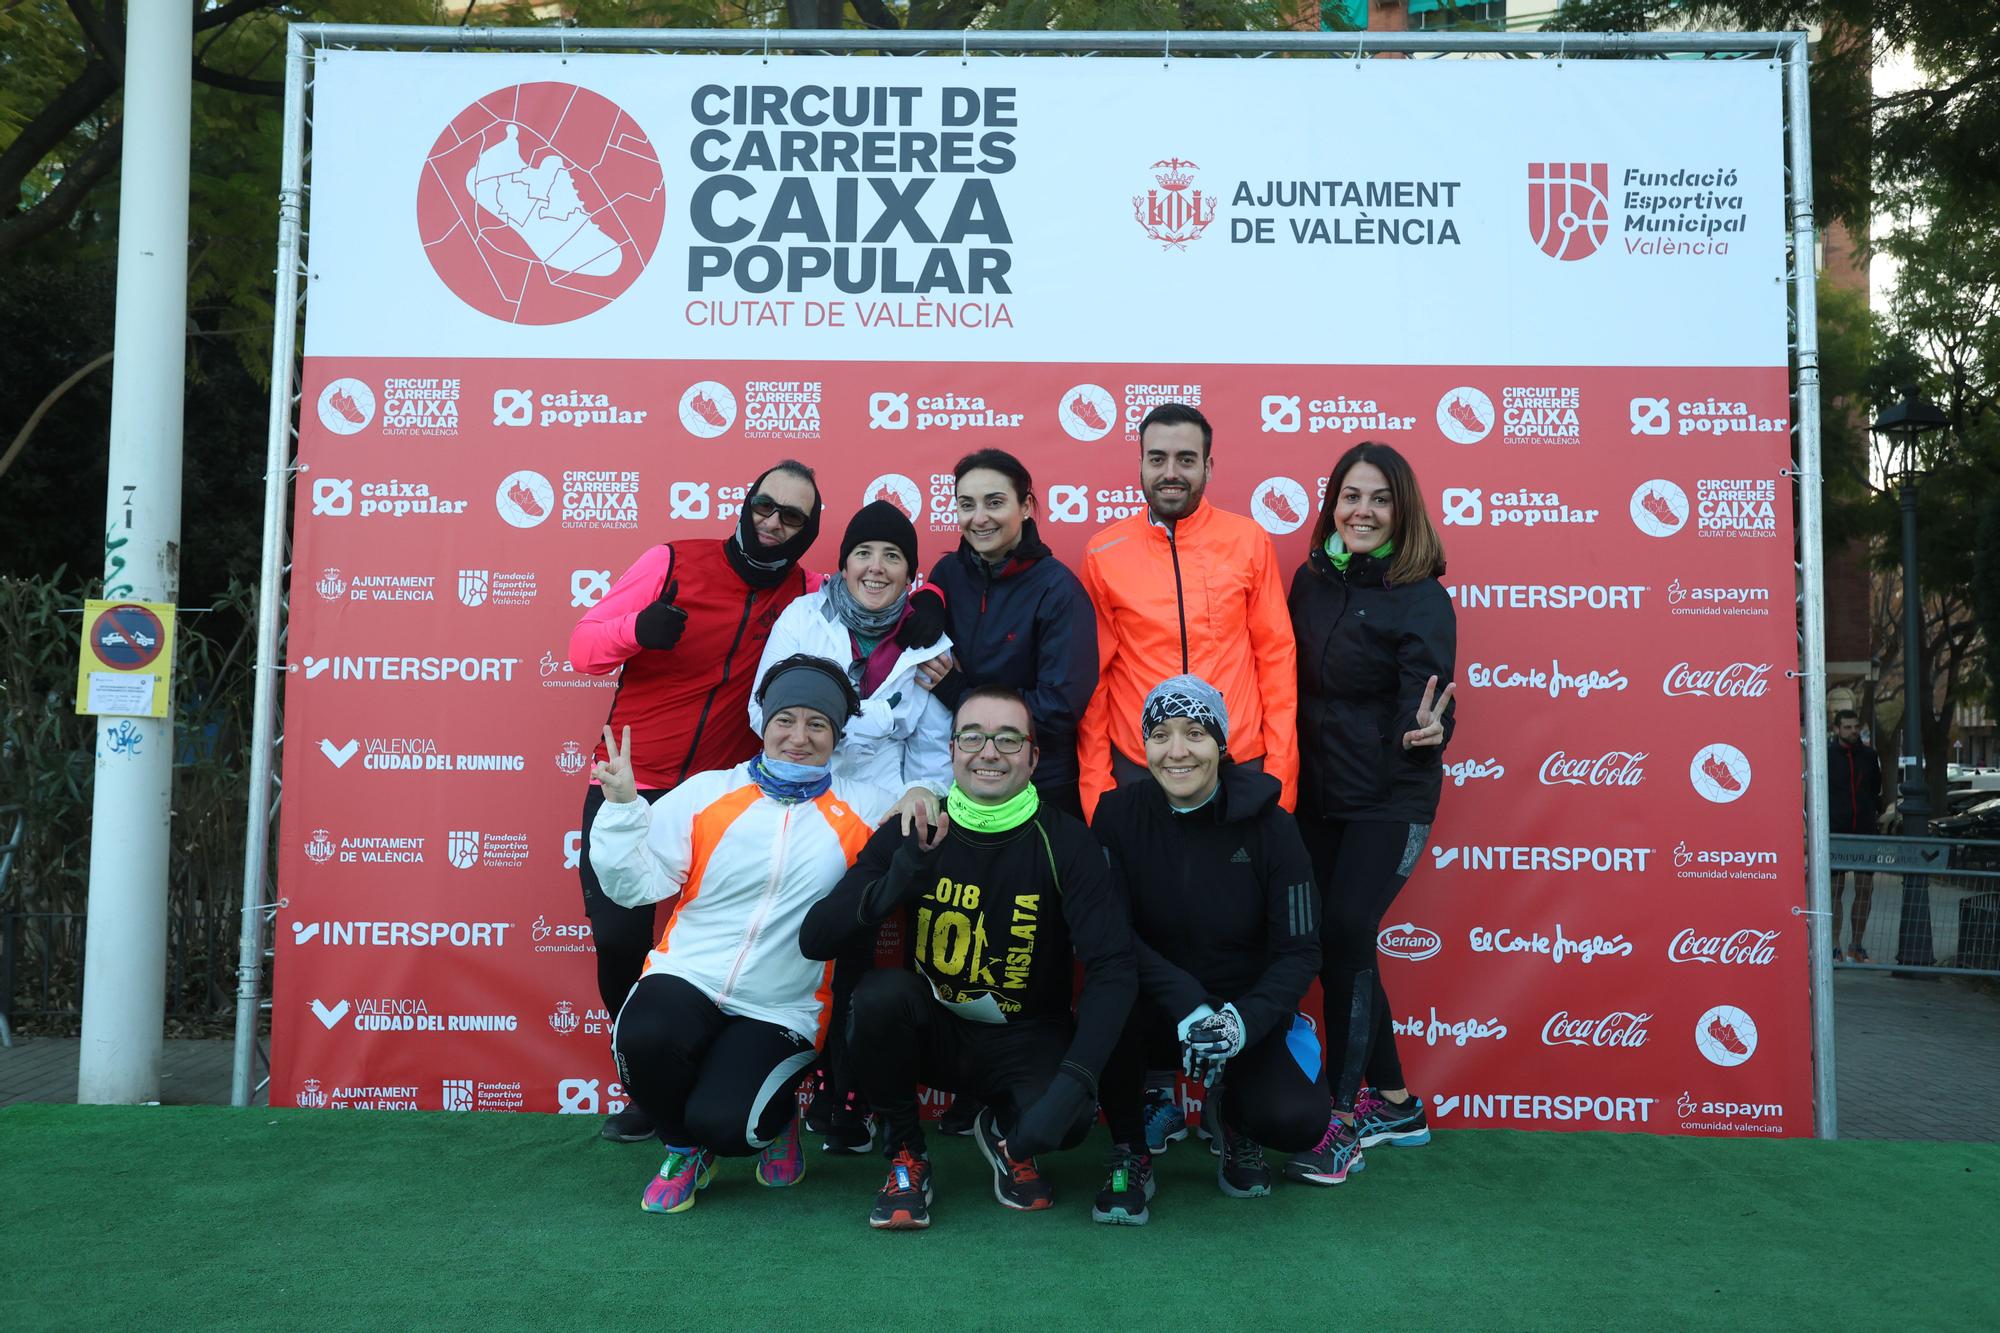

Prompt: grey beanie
xmin=1141 ymin=673 xmax=1230 ymax=750
xmin=758 ymin=656 xmax=859 ymax=734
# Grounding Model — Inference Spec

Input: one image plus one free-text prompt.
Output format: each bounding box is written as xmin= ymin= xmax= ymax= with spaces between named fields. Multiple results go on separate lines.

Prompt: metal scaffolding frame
xmin=235 ymin=23 xmax=1833 ymax=1137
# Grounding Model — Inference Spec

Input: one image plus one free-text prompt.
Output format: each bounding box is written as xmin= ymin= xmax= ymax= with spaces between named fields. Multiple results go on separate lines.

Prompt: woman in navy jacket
xmin=1285 ymin=441 xmax=1456 ymax=1187
xmin=921 ymin=448 xmax=1099 ymax=820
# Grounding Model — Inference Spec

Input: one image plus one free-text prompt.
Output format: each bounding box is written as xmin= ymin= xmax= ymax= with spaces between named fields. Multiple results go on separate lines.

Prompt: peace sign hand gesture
xmin=592 ymin=725 xmax=638 ymax=803
xmin=1402 ymin=676 xmax=1455 ymax=751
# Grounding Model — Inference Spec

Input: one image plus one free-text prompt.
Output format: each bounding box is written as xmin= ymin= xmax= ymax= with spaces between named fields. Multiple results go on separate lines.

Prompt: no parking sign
xmin=75 ymin=598 xmax=176 ymax=718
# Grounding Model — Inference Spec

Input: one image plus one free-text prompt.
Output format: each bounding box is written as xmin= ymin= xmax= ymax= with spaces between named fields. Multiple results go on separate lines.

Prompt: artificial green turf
xmin=0 ymin=1105 xmax=1992 ymax=1331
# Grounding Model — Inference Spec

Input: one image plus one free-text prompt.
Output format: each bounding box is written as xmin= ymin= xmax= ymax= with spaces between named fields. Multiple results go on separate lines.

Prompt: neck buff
xmin=1325 ymin=532 xmax=1394 ymax=573
xmin=725 ymin=468 xmax=822 ymax=589
xmin=946 ymin=781 xmax=1040 ymax=833
xmin=824 ymin=575 xmax=908 ymax=640
xmin=1168 ymin=782 xmax=1220 ymax=815
xmin=748 ymin=753 xmax=833 ymax=803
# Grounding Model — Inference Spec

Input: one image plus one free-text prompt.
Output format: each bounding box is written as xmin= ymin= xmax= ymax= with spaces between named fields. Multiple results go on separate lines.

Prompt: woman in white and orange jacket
xmin=589 ymin=655 xmax=935 ymax=1215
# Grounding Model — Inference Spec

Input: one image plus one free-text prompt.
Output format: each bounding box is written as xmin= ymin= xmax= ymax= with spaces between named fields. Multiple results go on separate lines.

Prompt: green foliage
xmin=1977 ymin=494 xmax=2000 ymax=715
xmin=0 ymin=574 xmax=259 ymax=1034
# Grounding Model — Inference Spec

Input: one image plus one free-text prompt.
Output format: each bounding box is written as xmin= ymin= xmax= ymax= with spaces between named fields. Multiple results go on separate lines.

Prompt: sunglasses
xmin=748 ymin=494 xmax=812 ymax=532
xmin=953 ymin=729 xmax=1029 ymax=755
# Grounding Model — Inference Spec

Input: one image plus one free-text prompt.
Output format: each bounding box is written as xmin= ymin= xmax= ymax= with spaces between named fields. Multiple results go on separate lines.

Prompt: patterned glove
xmin=1183 ymin=1004 xmax=1246 ymax=1087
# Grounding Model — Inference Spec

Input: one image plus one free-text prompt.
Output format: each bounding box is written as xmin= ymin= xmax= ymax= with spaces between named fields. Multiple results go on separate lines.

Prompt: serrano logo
xmin=1132 ymin=157 xmax=1219 ymax=249
xmin=1695 ymin=1005 xmax=1758 ymax=1066
xmin=316 ymin=378 xmax=376 ymax=435
xmin=1528 ymin=162 xmax=1611 ymax=261
xmin=1689 ymin=742 xmax=1752 ymax=804
xmin=1250 ymin=477 xmax=1310 ymax=535
xmin=679 ymin=381 xmax=738 ymax=438
xmin=1435 ymin=387 xmax=1494 ymax=444
xmin=1376 ymin=922 xmax=1441 ymax=961
xmin=417 ymin=83 xmax=663 ymax=325
xmin=1629 ymin=479 xmax=1690 ymax=537
xmin=1058 ymin=384 xmax=1117 ymax=441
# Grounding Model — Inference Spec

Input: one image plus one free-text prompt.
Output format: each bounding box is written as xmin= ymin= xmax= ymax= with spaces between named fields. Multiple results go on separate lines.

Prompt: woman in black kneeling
xmin=1089 ymin=674 xmax=1326 ymax=1225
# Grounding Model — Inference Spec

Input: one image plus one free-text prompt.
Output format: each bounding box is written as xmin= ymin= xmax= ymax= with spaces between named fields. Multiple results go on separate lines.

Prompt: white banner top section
xmin=305 ymin=51 xmax=1786 ymax=366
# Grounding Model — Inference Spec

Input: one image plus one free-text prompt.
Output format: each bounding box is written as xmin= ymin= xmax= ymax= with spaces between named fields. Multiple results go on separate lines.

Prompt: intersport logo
xmin=1541 ymin=1010 xmax=1652 ymax=1049
xmin=1668 ymin=927 xmax=1779 ymax=966
xmin=1376 ymin=922 xmax=1441 ymax=961
xmin=289 ymin=920 xmax=511 ymax=948
xmin=296 ymin=655 xmax=521 ymax=685
xmin=1431 ymin=843 xmax=1653 ymax=873
xmin=1662 ymin=661 xmax=1771 ymax=698
xmin=1432 ymin=1092 xmax=1656 ymax=1124
xmin=1539 ymin=749 xmax=1646 ymax=788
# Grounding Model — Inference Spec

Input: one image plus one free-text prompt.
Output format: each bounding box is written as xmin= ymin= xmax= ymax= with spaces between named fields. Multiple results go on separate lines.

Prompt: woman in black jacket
xmin=918 ymin=449 xmax=1099 ymax=820
xmin=1090 ymin=675 xmax=1326 ymax=1224
xmin=1285 ymin=441 xmax=1455 ymax=1188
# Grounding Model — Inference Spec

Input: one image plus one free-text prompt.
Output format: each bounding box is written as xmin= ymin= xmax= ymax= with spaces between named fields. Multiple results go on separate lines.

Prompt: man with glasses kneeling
xmin=800 ymin=686 xmax=1135 ymax=1229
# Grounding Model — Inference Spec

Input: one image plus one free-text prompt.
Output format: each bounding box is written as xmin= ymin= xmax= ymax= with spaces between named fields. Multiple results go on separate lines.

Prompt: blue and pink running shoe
xmin=756 ymin=1116 xmax=808 ymax=1188
xmin=641 ymin=1146 xmax=714 ymax=1214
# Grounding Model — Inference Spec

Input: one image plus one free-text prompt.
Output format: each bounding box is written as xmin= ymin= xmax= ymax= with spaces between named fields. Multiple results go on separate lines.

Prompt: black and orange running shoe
xmin=973 ymin=1108 xmax=1054 ymax=1211
xmin=868 ymin=1146 xmax=933 ymax=1230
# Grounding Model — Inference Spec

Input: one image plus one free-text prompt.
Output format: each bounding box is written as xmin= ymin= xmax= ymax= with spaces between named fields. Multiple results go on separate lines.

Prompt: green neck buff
xmin=946 ymin=781 xmax=1041 ymax=833
xmin=1326 ymin=532 xmax=1394 ymax=573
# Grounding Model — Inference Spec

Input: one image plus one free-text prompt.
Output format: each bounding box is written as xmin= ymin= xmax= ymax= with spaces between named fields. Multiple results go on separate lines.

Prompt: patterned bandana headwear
xmin=1140 ymin=674 xmax=1230 ymax=751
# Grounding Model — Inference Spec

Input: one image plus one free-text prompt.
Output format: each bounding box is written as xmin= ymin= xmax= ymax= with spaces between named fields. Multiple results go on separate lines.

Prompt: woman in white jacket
xmin=750 ymin=499 xmax=954 ymax=1152
xmin=751 ymin=499 xmax=954 ymax=800
xmin=592 ymin=655 xmax=934 ymax=1215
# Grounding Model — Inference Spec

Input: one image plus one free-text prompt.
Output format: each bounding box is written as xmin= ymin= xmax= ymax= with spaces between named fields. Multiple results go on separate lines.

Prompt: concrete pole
xmin=77 ymin=3 xmax=192 ymax=1104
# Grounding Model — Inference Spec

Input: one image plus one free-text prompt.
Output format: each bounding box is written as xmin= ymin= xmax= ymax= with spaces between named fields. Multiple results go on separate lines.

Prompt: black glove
xmin=894 ymin=586 xmax=948 ymax=650
xmin=857 ymin=834 xmax=944 ymax=924
xmin=1004 ymin=1063 xmax=1097 ymax=1160
xmin=633 ymin=579 xmax=688 ymax=650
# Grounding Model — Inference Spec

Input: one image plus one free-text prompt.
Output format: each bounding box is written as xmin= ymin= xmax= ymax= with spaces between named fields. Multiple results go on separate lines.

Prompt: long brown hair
xmin=1310 ymin=441 xmax=1446 ymax=585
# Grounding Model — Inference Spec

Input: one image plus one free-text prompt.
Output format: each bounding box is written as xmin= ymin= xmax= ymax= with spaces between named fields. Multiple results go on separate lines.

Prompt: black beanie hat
xmin=839 ymin=499 xmax=920 ymax=572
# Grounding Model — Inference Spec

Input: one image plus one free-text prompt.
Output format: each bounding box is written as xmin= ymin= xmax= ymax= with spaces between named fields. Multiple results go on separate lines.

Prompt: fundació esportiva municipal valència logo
xmin=418 ymin=83 xmax=665 ymax=324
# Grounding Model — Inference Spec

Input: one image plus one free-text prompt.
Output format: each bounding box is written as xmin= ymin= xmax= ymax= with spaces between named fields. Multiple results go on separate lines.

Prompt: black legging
xmin=1302 ymin=817 xmax=1429 ymax=1112
xmin=579 ymin=783 xmax=668 ymax=1018
xmin=611 ymin=972 xmax=816 ymax=1154
xmin=1102 ymin=1000 xmax=1327 ymax=1153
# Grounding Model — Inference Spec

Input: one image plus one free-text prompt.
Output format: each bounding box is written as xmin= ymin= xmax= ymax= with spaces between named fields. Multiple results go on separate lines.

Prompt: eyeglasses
xmin=748 ymin=494 xmax=811 ymax=532
xmin=954 ymin=729 xmax=1029 ymax=755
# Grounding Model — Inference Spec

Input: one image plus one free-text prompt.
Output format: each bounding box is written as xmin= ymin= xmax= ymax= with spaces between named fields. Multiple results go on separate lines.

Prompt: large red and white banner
xmin=273 ymin=51 xmax=1807 ymax=1135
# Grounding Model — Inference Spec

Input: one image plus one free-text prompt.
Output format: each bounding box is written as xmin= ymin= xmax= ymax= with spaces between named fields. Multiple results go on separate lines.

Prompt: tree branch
xmin=849 ymin=0 xmax=902 ymax=29
xmin=0 ymin=119 xmax=122 ymax=264
xmin=194 ymin=0 xmax=279 ymax=31
xmin=191 ymin=60 xmax=283 ymax=98
xmin=64 ymin=0 xmax=122 ymax=68
xmin=0 ymin=58 xmax=118 ymax=208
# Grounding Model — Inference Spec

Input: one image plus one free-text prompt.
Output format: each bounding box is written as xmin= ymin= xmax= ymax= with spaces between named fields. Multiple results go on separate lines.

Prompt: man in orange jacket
xmin=1077 ymin=403 xmax=1298 ymax=819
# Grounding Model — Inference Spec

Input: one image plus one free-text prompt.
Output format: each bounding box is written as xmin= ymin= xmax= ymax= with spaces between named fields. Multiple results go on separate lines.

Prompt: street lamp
xmin=1869 ymin=383 xmax=1950 ymax=969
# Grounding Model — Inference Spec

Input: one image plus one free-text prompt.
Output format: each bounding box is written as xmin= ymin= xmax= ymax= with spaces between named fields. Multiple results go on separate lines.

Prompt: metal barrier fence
xmin=1828 ymin=834 xmax=2000 ymax=977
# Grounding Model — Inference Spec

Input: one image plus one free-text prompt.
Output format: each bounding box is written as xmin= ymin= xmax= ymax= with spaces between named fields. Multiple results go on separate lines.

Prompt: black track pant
xmin=611 ymin=973 xmax=816 ymax=1155
xmin=1102 ymin=1000 xmax=1327 ymax=1153
xmin=579 ymin=784 xmax=667 ymax=1019
xmin=1302 ymin=817 xmax=1429 ymax=1112
xmin=846 ymin=968 xmax=1079 ymax=1157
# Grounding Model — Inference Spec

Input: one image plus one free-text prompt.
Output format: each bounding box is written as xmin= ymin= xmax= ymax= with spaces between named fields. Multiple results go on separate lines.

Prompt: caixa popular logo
xmin=417 ymin=83 xmax=664 ymax=325
xmin=1376 ymin=922 xmax=1441 ymax=962
xmin=1527 ymin=162 xmax=1611 ymax=261
xmin=1132 ymin=157 xmax=1219 ymax=250
xmin=1541 ymin=1009 xmax=1651 ymax=1049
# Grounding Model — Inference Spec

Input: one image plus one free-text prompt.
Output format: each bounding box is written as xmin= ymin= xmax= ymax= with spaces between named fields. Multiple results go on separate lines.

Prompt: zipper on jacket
xmin=721 ymin=804 xmax=792 ymax=1001
xmin=1167 ymin=526 xmax=1190 ymax=673
xmin=678 ymin=586 xmax=761 ymax=784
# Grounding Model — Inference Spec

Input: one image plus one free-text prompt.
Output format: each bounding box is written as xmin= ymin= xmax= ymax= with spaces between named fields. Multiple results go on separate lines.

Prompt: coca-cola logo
xmin=1667 ymin=927 xmax=1778 ymax=965
xmin=1377 ymin=922 xmax=1442 ymax=961
xmin=1541 ymin=1010 xmax=1652 ymax=1048
xmin=1539 ymin=750 xmax=1647 ymax=787
xmin=1662 ymin=661 xmax=1772 ymax=698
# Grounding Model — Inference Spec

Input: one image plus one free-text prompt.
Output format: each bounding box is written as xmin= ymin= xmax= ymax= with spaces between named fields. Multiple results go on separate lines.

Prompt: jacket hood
xmin=1307 ymin=541 xmax=1391 ymax=588
xmin=1146 ymin=758 xmax=1281 ymax=825
xmin=954 ymin=517 xmax=1052 ymax=580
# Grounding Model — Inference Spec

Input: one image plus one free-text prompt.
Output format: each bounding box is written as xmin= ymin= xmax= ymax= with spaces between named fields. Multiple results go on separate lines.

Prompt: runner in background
xmin=590 ymin=656 xmax=934 ymax=1214
xmin=1827 ymin=710 xmax=1882 ymax=961
xmin=1286 ymin=441 xmax=1455 ymax=1186
xmin=1089 ymin=676 xmax=1325 ymax=1223
xmin=1077 ymin=403 xmax=1298 ymax=820
xmin=752 ymin=498 xmax=954 ymax=1153
xmin=913 ymin=448 xmax=1099 ymax=1138
xmin=567 ymin=460 xmax=821 ymax=1143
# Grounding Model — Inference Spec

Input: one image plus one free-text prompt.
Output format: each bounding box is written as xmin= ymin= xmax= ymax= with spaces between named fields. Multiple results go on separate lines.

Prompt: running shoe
xmin=820 ymin=1107 xmax=875 ymax=1154
xmin=1218 ymin=1126 xmax=1272 ymax=1198
xmin=1285 ymin=1114 xmax=1366 ymax=1186
xmin=973 ymin=1107 xmax=1054 ymax=1211
xmin=868 ymin=1147 xmax=933 ymax=1230
xmin=640 ymin=1146 xmax=714 ymax=1214
xmin=599 ymin=1104 xmax=656 ymax=1143
xmin=755 ymin=1115 xmax=807 ymax=1187
xmin=1091 ymin=1143 xmax=1156 ymax=1226
xmin=1142 ymin=1087 xmax=1187 ymax=1154
xmin=1353 ymin=1090 xmax=1431 ymax=1148
xmin=938 ymin=1094 xmax=982 ymax=1138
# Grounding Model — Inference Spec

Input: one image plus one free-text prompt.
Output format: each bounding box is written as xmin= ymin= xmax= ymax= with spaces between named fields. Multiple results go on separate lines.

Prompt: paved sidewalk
xmin=4 ymin=973 xmax=1995 ymax=1136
